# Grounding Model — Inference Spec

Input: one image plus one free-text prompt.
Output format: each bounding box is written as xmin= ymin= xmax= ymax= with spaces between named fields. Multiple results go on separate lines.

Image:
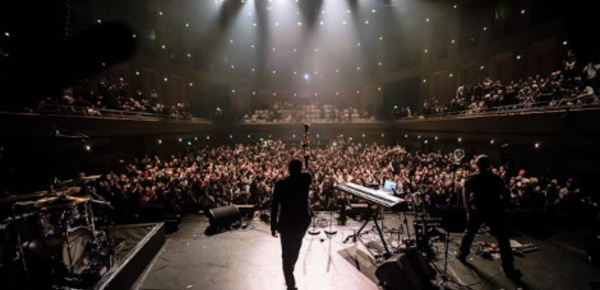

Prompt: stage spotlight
xmin=458 ymin=137 xmax=463 ymax=142
xmin=194 ymin=137 xmax=198 ymax=141
xmin=158 ymin=139 xmax=162 ymax=144
xmin=178 ymin=138 xmax=183 ymax=143
xmin=84 ymin=144 xmax=91 ymax=151
xmin=304 ymin=73 xmax=310 ymax=80
xmin=490 ymin=139 xmax=495 ymax=145
xmin=535 ymin=142 xmax=541 ymax=149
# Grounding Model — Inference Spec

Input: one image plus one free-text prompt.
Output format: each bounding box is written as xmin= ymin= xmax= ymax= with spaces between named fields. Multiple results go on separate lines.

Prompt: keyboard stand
xmin=343 ymin=204 xmax=392 ymax=259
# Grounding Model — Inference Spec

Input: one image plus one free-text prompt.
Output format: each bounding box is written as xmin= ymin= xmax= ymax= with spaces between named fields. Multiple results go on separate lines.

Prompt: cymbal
xmin=0 ymin=190 xmax=51 ymax=205
xmin=35 ymin=195 xmax=90 ymax=210
xmin=66 ymin=187 xmax=82 ymax=194
xmin=46 ymin=187 xmax=83 ymax=197
xmin=79 ymin=175 xmax=101 ymax=181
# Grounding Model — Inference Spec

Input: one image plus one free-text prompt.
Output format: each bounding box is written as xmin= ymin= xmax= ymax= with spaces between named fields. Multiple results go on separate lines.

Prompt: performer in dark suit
xmin=271 ymin=157 xmax=313 ymax=290
xmin=458 ymin=155 xmax=522 ymax=280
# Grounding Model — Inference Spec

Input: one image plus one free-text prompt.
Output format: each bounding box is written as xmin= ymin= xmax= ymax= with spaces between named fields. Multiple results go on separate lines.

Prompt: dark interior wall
xmin=382 ymin=77 xmax=420 ymax=117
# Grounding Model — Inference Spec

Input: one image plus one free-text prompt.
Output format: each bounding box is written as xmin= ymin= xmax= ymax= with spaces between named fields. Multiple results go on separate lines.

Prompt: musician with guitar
xmin=271 ymin=124 xmax=313 ymax=290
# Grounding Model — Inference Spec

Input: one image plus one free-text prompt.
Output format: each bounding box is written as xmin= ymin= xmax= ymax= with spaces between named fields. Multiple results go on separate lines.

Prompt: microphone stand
xmin=304 ymin=123 xmax=321 ymax=236
xmin=438 ymin=149 xmax=465 ymax=288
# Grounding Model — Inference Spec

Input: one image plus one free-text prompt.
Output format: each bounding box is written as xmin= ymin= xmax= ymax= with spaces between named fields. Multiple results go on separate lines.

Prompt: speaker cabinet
xmin=206 ymin=205 xmax=242 ymax=229
xmin=375 ymin=248 xmax=435 ymax=290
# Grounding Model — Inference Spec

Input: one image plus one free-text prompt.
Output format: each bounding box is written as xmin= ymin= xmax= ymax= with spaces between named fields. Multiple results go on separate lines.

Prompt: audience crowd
xmin=419 ymin=52 xmax=600 ymax=117
xmin=93 ymin=139 xmax=581 ymax=218
xmin=240 ymin=101 xmax=376 ymax=123
xmin=33 ymin=78 xmax=192 ymax=120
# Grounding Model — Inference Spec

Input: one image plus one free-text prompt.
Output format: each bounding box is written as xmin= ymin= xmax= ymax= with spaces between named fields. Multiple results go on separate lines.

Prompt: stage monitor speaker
xmin=375 ymin=248 xmax=434 ymax=290
xmin=236 ymin=204 xmax=255 ymax=219
xmin=206 ymin=205 xmax=242 ymax=229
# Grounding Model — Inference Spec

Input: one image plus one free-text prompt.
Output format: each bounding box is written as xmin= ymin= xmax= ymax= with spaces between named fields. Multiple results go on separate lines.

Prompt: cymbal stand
xmin=11 ymin=204 xmax=31 ymax=290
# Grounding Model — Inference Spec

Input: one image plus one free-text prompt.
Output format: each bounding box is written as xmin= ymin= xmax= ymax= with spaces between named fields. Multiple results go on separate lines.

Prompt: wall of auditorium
xmin=381 ymin=2 xmax=567 ymax=109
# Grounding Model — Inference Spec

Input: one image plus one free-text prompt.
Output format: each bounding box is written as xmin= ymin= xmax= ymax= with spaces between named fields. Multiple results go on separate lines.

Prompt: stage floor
xmin=135 ymin=212 xmax=600 ymax=290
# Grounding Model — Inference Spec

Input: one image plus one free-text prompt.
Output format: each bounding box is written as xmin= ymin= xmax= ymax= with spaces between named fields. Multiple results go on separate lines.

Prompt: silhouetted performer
xmin=458 ymin=155 xmax=522 ymax=280
xmin=271 ymin=158 xmax=312 ymax=290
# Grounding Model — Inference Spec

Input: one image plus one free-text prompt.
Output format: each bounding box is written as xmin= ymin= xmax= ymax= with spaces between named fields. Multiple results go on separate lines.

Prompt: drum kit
xmin=0 ymin=175 xmax=114 ymax=289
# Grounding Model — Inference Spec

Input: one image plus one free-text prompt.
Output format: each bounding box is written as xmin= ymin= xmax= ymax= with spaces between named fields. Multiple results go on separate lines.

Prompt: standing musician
xmin=457 ymin=155 xmax=522 ymax=280
xmin=271 ymin=125 xmax=313 ymax=290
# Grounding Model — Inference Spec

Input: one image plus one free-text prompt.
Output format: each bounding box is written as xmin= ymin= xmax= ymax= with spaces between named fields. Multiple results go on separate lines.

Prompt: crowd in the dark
xmin=240 ymin=101 xmax=376 ymax=123
xmin=92 ymin=139 xmax=581 ymax=219
xmin=32 ymin=78 xmax=192 ymax=120
xmin=419 ymin=51 xmax=600 ymax=117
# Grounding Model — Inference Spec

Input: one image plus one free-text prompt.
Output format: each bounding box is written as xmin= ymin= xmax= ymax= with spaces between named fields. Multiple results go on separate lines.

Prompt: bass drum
xmin=62 ymin=226 xmax=95 ymax=275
